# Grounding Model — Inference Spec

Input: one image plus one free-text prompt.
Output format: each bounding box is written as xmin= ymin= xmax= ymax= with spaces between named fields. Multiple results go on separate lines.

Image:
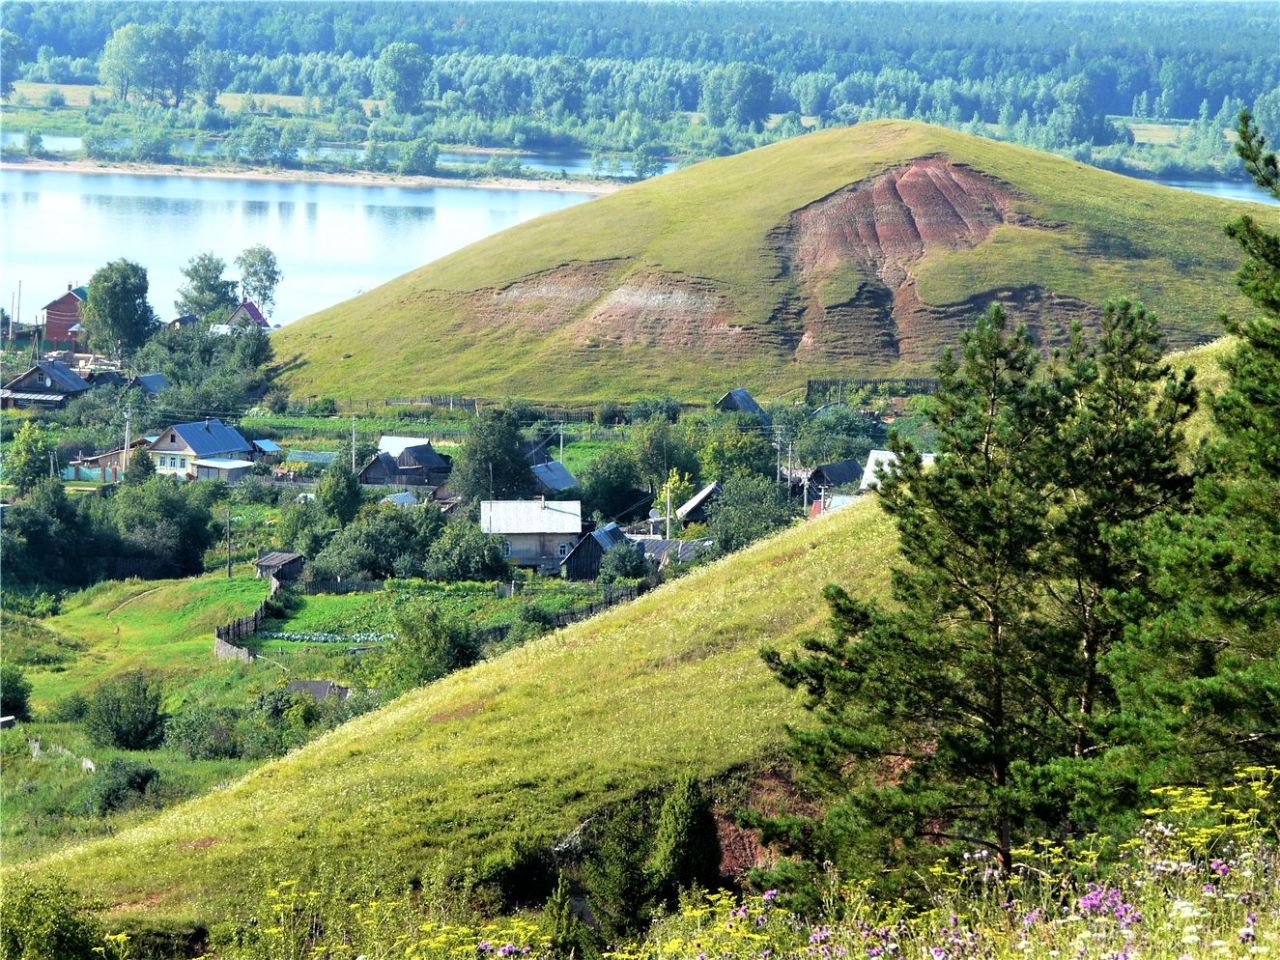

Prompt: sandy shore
xmin=0 ymin=155 xmax=620 ymax=195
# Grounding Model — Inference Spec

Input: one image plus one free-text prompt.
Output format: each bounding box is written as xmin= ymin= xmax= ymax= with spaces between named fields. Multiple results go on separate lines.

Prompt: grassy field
xmin=273 ymin=120 xmax=1257 ymax=404
xmin=23 ymin=573 xmax=269 ymax=709
xmin=19 ymin=496 xmax=897 ymax=928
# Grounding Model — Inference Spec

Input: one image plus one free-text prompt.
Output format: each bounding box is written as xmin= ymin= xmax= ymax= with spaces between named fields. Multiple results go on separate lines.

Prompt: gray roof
xmin=379 ymin=436 xmax=432 ymax=458
xmin=676 ymin=481 xmax=721 ymax=521
xmin=164 ymin=419 xmax=252 ymax=458
xmin=531 ymin=459 xmax=578 ymax=493
xmin=481 ymin=499 xmax=582 ymax=535
xmin=560 ymin=522 xmax=635 ymax=567
xmin=4 ymin=360 xmax=91 ymax=394
xmin=639 ymin=537 xmax=714 ymax=565
xmin=255 ymin=551 xmax=303 ymax=570
xmin=132 ymin=372 xmax=170 ymax=395
xmin=811 ymin=458 xmax=862 ymax=488
xmin=715 ymin=388 xmax=771 ymax=425
xmin=382 ymin=491 xmax=418 ymax=506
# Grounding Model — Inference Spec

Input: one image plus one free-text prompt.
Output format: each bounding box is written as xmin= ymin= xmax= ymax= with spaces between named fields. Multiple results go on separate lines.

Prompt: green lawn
xmin=25 ymin=573 xmax=269 ymax=709
xmin=274 ymin=120 xmax=1256 ymax=404
xmin=19 ymin=496 xmax=898 ymax=929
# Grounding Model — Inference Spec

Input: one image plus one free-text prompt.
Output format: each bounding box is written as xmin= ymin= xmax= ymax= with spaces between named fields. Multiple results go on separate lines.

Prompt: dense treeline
xmin=3 ymin=2 xmax=1276 ymax=174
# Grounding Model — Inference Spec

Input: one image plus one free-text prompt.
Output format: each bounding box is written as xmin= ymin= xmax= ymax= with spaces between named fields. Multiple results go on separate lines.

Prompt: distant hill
xmin=272 ymin=120 xmax=1255 ymax=403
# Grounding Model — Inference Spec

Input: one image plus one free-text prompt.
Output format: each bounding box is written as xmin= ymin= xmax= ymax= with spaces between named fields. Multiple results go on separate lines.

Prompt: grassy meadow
xmin=272 ymin=120 xmax=1258 ymax=404
xmin=17 ymin=496 xmax=896 ymax=928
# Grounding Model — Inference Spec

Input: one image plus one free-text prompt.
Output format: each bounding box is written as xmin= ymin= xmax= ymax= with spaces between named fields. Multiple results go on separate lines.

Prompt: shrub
xmin=0 ymin=663 xmax=32 ymax=722
xmin=307 ymin=397 xmax=338 ymax=416
xmin=598 ymin=542 xmax=647 ymax=584
xmin=82 ymin=757 xmax=160 ymax=816
xmin=44 ymin=88 xmax=66 ymax=108
xmin=646 ymin=774 xmax=722 ymax=907
xmin=0 ymin=874 xmax=102 ymax=960
xmin=45 ymin=691 xmax=89 ymax=723
xmin=165 ymin=703 xmax=242 ymax=760
xmin=84 ymin=671 xmax=165 ymax=749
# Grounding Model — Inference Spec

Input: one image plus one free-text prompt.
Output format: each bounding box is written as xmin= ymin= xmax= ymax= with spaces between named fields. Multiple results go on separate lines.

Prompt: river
xmin=0 ymin=169 xmax=596 ymax=327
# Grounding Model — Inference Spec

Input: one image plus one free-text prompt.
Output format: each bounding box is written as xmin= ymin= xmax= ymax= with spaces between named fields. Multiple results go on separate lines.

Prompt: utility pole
xmin=226 ymin=506 xmax=233 ymax=579
xmin=665 ymin=483 xmax=672 ymax=539
xmin=350 ymin=416 xmax=356 ymax=472
xmin=122 ymin=407 xmax=132 ymax=476
xmin=559 ymin=422 xmax=564 ymax=461
xmin=787 ymin=440 xmax=794 ymax=497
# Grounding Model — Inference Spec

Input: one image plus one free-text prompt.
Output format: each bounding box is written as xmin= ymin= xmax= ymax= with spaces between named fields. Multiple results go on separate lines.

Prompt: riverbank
xmin=0 ymin=155 xmax=621 ymax=195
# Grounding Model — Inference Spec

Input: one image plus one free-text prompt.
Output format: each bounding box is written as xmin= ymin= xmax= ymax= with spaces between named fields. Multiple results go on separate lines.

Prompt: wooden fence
xmin=211 ymin=575 xmax=282 ymax=662
xmin=297 ymin=578 xmax=383 ymax=596
xmin=805 ymin=377 xmax=939 ymax=405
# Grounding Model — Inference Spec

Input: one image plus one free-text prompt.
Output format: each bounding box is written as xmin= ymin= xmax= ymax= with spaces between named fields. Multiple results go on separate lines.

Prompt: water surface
xmin=0 ymin=169 xmax=596 ymax=326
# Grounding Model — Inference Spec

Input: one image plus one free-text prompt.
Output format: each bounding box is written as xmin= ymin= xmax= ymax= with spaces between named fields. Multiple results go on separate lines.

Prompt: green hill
xmin=273 ymin=120 xmax=1257 ymax=403
xmin=21 ymin=498 xmax=895 ymax=928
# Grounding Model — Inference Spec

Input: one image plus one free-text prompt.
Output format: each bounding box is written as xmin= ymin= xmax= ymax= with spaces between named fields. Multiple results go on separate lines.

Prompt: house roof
xmin=251 ymin=438 xmax=283 ymax=454
xmin=193 ymin=458 xmax=255 ymax=470
xmin=382 ymin=491 xmax=418 ymax=506
xmin=87 ymin=370 xmax=129 ymax=388
xmin=811 ymin=458 xmax=862 ymax=488
xmin=170 ymin=314 xmax=199 ymax=326
xmin=285 ymin=449 xmax=337 ymax=465
xmin=639 ymin=537 xmax=714 ymax=565
xmin=255 ymin=551 xmax=303 ymax=570
xmin=231 ymin=299 xmax=268 ymax=327
xmin=45 ymin=287 xmax=87 ymax=308
xmin=378 ymin=436 xmax=433 ymax=458
xmin=559 ymin=522 xmax=632 ymax=566
xmin=676 ymin=481 xmax=721 ymax=521
xmin=860 ymin=450 xmax=936 ymax=490
xmin=3 ymin=359 xmax=91 ymax=395
xmin=132 ymin=372 xmax=170 ymax=395
xmin=715 ymin=387 xmax=771 ymax=424
xmin=531 ymin=459 xmax=578 ymax=493
xmin=481 ymin=499 xmax=582 ymax=535
xmin=163 ymin=419 xmax=252 ymax=457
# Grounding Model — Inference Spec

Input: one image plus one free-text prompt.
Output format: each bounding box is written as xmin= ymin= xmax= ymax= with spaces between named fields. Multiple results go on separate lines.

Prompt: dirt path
xmin=104 ymin=587 xmax=163 ymax=618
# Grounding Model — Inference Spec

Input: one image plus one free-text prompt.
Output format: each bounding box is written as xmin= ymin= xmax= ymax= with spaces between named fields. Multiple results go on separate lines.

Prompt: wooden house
xmin=42 ymin=285 xmax=87 ymax=349
xmin=148 ymin=419 xmax=253 ymax=480
xmin=481 ymin=499 xmax=582 ymax=574
xmin=1 ymin=360 xmax=91 ymax=410
xmin=228 ymin=299 xmax=269 ymax=328
xmin=560 ymin=522 xmax=636 ymax=580
xmin=69 ymin=436 xmax=156 ymax=483
xmin=804 ymin=458 xmax=863 ymax=500
xmin=358 ymin=437 xmax=451 ymax=487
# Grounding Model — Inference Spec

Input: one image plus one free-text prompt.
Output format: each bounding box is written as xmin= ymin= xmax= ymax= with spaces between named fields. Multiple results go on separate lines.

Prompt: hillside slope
xmin=273 ymin=120 xmax=1257 ymax=403
xmin=26 ymin=499 xmax=896 ymax=925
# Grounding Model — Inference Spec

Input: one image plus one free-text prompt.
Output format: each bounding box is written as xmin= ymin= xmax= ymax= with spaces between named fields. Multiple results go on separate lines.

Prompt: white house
xmin=860 ymin=449 xmax=937 ymax=490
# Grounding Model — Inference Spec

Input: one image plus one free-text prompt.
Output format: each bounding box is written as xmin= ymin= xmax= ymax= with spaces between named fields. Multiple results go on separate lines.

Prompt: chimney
xmin=67 ymin=282 xmax=72 ymax=292
xmin=540 ymin=495 xmax=546 ymax=509
xmin=204 ymin=418 xmax=212 ymax=431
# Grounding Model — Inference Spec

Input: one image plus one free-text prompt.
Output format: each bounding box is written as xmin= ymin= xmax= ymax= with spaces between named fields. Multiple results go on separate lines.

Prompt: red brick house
xmin=43 ymin=285 xmax=87 ymax=349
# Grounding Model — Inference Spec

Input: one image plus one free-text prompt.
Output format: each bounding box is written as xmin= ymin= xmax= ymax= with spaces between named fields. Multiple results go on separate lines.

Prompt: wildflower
xmin=763 ymin=890 xmax=778 ymax=903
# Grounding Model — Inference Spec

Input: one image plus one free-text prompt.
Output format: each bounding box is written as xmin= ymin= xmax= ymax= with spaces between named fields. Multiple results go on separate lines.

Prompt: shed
xmin=714 ymin=388 xmax=771 ymax=425
xmin=193 ymin=458 xmax=255 ymax=482
xmin=254 ymin=551 xmax=305 ymax=581
xmin=805 ymin=458 xmax=863 ymax=499
xmin=531 ymin=459 xmax=578 ymax=494
xmin=131 ymin=372 xmax=171 ymax=396
xmin=560 ymin=522 xmax=636 ymax=580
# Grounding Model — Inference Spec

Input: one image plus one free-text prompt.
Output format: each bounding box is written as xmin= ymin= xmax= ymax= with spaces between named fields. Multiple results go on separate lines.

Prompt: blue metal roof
xmin=167 ymin=419 xmax=252 ymax=457
xmin=252 ymin=438 xmax=283 ymax=453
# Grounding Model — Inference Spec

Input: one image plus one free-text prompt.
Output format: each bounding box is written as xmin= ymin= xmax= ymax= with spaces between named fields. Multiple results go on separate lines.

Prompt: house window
xmin=503 ymin=541 xmax=513 ymax=557
xmin=557 ymin=542 xmax=570 ymax=558
xmin=179 ymin=457 xmax=187 ymax=468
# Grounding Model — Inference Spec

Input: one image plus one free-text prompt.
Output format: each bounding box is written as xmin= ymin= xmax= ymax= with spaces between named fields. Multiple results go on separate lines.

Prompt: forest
xmin=2 ymin=2 xmax=1277 ymax=178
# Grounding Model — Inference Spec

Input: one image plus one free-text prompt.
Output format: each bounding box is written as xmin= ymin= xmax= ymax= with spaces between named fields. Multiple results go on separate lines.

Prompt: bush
xmin=0 ymin=874 xmax=102 ymax=960
xmin=45 ymin=692 xmax=89 ymax=723
xmin=598 ymin=542 xmax=647 ymax=584
xmin=44 ymin=88 xmax=66 ymax=108
xmin=82 ymin=757 xmax=159 ymax=815
xmin=165 ymin=703 xmax=242 ymax=760
xmin=0 ymin=663 xmax=32 ymax=722
xmin=307 ymin=397 xmax=338 ymax=416
xmin=84 ymin=671 xmax=165 ymax=749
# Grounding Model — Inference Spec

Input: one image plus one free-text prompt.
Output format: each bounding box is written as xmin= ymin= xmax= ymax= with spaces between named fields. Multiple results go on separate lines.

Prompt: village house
xmin=69 ymin=436 xmax=157 ymax=483
xmin=860 ymin=449 xmax=937 ymax=490
xmin=148 ymin=419 xmax=253 ymax=480
xmin=560 ymin=521 xmax=636 ymax=580
xmin=358 ymin=436 xmax=452 ymax=487
xmin=802 ymin=458 xmax=863 ymax=500
xmin=228 ymin=299 xmax=269 ymax=328
xmin=42 ymin=284 xmax=87 ymax=350
xmin=481 ymin=499 xmax=582 ymax=574
xmin=0 ymin=359 xmax=91 ymax=410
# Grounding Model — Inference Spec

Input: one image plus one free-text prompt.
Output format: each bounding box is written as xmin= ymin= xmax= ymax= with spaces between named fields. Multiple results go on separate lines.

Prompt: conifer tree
xmin=646 ymin=774 xmax=722 ymax=908
xmin=1111 ymin=112 xmax=1280 ymax=775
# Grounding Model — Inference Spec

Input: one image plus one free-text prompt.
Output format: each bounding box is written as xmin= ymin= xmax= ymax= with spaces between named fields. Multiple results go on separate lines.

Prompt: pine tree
xmin=646 ymin=774 xmax=722 ymax=908
xmin=1110 ymin=112 xmax=1280 ymax=776
xmin=581 ymin=804 xmax=654 ymax=944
